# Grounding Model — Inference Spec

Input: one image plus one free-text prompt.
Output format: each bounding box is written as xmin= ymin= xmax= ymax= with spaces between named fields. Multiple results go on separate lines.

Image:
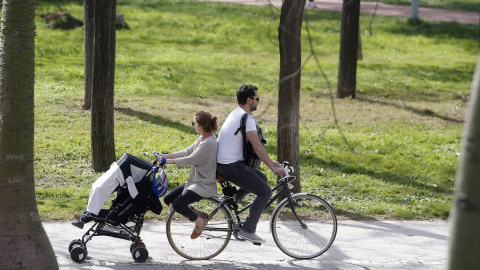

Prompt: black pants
xmin=217 ymin=161 xmax=271 ymax=233
xmin=117 ymin=153 xmax=152 ymax=179
xmin=164 ymin=183 xmax=203 ymax=221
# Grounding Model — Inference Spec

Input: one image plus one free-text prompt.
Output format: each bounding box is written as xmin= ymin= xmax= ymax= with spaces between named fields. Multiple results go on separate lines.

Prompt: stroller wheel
xmin=70 ymin=246 xmax=88 ymax=263
xmin=68 ymin=239 xmax=83 ymax=253
xmin=131 ymin=246 xmax=148 ymax=263
xmin=130 ymin=241 xmax=146 ymax=253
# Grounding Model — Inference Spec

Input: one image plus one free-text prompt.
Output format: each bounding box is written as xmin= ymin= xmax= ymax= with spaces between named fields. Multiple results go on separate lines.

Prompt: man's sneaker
xmin=307 ymin=1 xmax=317 ymax=8
xmin=238 ymin=228 xmax=266 ymax=244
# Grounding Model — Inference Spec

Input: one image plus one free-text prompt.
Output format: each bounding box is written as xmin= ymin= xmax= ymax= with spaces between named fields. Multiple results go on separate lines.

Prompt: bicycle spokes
xmin=166 ymin=197 xmax=233 ymax=260
xmin=271 ymin=194 xmax=337 ymax=259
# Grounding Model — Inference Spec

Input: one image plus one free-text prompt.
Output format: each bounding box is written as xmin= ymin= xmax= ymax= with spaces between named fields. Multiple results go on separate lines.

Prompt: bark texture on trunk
xmin=277 ymin=0 xmax=305 ymax=192
xmin=91 ymin=0 xmax=117 ymax=171
xmin=83 ymin=0 xmax=94 ymax=110
xmin=0 ymin=0 xmax=58 ymax=269
xmin=447 ymin=53 xmax=480 ymax=269
xmin=337 ymin=0 xmax=360 ymax=98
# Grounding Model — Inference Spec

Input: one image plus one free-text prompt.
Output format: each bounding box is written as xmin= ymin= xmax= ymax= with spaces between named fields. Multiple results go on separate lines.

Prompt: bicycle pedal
xmin=253 ymin=242 xmax=261 ymax=246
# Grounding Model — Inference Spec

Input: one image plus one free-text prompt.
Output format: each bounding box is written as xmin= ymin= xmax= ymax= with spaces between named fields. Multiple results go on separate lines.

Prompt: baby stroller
xmin=68 ymin=153 xmax=167 ymax=263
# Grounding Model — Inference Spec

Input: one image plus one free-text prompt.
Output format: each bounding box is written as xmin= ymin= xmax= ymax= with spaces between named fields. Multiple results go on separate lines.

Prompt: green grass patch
xmin=33 ymin=0 xmax=476 ymax=220
xmin=361 ymin=0 xmax=480 ymax=12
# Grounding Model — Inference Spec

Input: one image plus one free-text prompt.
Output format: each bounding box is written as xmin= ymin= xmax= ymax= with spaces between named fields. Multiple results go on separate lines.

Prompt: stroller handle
xmin=152 ymin=151 xmax=166 ymax=167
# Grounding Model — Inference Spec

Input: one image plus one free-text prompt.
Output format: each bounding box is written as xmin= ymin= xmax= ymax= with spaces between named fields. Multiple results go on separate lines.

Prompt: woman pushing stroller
xmin=158 ymin=111 xmax=218 ymax=239
xmin=72 ymin=111 xmax=218 ymax=240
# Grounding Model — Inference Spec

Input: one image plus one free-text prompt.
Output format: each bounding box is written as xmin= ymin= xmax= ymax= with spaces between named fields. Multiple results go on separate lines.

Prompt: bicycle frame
xmin=216 ymin=174 xmax=307 ymax=230
xmin=165 ymin=162 xmax=338 ymax=260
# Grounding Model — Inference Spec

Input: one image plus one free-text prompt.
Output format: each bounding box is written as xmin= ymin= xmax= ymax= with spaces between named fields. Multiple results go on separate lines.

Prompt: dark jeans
xmin=217 ymin=161 xmax=271 ymax=233
xmin=117 ymin=153 xmax=152 ymax=179
xmin=164 ymin=183 xmax=203 ymax=221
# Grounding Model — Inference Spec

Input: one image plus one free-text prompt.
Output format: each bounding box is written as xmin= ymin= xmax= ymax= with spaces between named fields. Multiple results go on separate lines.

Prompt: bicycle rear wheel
xmin=166 ymin=197 xmax=233 ymax=260
xmin=271 ymin=193 xmax=337 ymax=259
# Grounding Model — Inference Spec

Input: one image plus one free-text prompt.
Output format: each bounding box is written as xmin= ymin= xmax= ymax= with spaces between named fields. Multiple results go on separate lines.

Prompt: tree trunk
xmin=357 ymin=28 xmax=363 ymax=61
xmin=91 ymin=0 xmax=116 ymax=171
xmin=411 ymin=0 xmax=419 ymax=21
xmin=447 ymin=52 xmax=480 ymax=269
xmin=277 ymin=0 xmax=305 ymax=193
xmin=337 ymin=0 xmax=360 ymax=98
xmin=83 ymin=0 xmax=94 ymax=110
xmin=0 ymin=0 xmax=58 ymax=269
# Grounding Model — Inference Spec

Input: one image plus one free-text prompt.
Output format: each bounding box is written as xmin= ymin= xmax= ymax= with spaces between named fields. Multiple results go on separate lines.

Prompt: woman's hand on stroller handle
xmin=153 ymin=151 xmax=166 ymax=167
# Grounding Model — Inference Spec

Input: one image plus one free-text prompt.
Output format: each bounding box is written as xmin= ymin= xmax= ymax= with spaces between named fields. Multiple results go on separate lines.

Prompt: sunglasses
xmin=250 ymin=96 xmax=260 ymax=101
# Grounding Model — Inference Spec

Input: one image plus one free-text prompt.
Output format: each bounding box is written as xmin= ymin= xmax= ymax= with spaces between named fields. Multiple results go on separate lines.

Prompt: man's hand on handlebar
xmin=272 ymin=162 xmax=286 ymax=177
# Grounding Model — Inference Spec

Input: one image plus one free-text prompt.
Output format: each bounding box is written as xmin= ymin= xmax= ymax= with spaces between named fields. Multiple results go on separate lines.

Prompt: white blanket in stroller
xmin=86 ymin=162 xmax=138 ymax=215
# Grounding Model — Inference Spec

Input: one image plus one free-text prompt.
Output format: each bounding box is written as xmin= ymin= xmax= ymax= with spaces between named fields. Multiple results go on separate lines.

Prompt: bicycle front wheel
xmin=271 ymin=193 xmax=337 ymax=259
xmin=166 ymin=197 xmax=233 ymax=260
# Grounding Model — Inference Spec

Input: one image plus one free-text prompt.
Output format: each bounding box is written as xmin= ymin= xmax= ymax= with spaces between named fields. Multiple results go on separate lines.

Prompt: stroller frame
xmin=69 ymin=156 xmax=163 ymax=263
xmin=69 ymin=209 xmax=149 ymax=263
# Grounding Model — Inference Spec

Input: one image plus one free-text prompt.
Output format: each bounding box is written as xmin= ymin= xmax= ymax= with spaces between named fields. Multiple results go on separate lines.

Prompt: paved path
xmin=45 ymin=219 xmax=449 ymax=269
xmin=202 ymin=0 xmax=480 ymax=25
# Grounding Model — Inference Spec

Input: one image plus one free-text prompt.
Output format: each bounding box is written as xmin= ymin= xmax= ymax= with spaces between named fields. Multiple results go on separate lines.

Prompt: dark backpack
xmin=234 ymin=113 xmax=266 ymax=169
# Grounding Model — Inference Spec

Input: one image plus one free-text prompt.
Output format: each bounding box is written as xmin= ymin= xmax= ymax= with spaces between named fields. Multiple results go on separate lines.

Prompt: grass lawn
xmin=33 ymin=0 xmax=478 ymax=220
xmin=361 ymin=0 xmax=480 ymax=12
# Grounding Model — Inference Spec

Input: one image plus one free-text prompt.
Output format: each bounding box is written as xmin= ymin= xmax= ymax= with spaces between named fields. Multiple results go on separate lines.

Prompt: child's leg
xmin=85 ymin=163 xmax=123 ymax=215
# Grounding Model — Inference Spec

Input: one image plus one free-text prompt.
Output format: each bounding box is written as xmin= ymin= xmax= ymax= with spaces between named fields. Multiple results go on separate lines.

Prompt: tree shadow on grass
xmin=356 ymin=96 xmax=464 ymax=123
xmin=300 ymin=154 xmax=451 ymax=195
xmin=439 ymin=1 xmax=480 ymax=13
xmin=300 ymin=155 xmax=453 ymax=218
xmin=115 ymin=107 xmax=196 ymax=135
xmin=386 ymin=18 xmax=479 ymax=40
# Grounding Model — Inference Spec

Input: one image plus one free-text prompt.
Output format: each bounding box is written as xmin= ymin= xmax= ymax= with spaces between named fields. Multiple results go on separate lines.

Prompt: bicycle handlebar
xmin=282 ymin=161 xmax=295 ymax=178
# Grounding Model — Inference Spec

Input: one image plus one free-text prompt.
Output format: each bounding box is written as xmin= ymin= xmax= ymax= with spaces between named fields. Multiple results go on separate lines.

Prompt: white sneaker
xmin=238 ymin=228 xmax=266 ymax=244
xmin=307 ymin=1 xmax=317 ymax=8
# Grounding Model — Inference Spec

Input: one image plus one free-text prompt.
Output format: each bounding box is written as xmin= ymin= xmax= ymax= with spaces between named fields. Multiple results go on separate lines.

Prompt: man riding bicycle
xmin=216 ymin=84 xmax=285 ymax=244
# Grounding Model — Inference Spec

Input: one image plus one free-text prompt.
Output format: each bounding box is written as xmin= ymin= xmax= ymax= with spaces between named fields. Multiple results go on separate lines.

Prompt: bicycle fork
xmin=279 ymin=182 xmax=308 ymax=230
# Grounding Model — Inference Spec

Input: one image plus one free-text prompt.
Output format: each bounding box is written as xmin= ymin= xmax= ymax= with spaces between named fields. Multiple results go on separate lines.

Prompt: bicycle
xmin=165 ymin=161 xmax=337 ymax=260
